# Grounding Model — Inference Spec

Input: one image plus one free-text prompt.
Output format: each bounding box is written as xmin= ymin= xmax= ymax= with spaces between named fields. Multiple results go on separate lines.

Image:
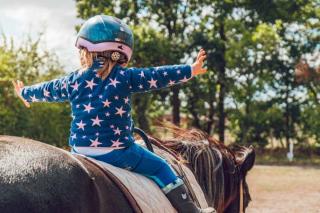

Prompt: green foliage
xmin=1 ymin=0 xmax=319 ymax=151
xmin=0 ymin=35 xmax=70 ymax=147
xmin=72 ymin=0 xmax=320 ymax=149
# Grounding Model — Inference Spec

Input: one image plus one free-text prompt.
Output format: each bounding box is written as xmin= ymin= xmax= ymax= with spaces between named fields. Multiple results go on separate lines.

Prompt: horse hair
xmin=149 ymin=122 xmax=252 ymax=213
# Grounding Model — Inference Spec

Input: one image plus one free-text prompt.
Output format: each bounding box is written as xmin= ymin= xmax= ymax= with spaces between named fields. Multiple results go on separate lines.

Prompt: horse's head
xmin=154 ymin=125 xmax=255 ymax=213
xmin=224 ymin=145 xmax=255 ymax=213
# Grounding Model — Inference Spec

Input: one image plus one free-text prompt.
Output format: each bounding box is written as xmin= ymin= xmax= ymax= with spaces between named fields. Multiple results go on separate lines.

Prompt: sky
xmin=0 ymin=0 xmax=82 ymax=71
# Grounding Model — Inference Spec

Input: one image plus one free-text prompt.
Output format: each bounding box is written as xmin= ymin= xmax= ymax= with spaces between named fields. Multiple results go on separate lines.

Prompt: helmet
xmin=75 ymin=15 xmax=134 ymax=62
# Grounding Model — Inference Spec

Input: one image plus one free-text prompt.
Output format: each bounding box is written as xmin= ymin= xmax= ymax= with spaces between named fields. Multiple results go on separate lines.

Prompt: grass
xmin=254 ymin=148 xmax=320 ymax=166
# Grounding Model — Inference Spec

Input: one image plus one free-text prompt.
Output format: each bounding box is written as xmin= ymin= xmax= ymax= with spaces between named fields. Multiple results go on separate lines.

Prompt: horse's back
xmin=0 ymin=136 xmax=133 ymax=213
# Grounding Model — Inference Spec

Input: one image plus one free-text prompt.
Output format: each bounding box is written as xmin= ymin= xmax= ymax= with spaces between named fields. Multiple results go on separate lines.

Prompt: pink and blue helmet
xmin=75 ymin=15 xmax=134 ymax=62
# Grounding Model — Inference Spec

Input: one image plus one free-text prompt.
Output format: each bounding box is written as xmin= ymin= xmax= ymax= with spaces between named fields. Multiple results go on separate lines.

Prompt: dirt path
xmin=246 ymin=165 xmax=320 ymax=213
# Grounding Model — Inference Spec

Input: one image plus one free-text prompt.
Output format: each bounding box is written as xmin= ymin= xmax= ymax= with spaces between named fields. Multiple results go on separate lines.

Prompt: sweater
xmin=21 ymin=58 xmax=193 ymax=148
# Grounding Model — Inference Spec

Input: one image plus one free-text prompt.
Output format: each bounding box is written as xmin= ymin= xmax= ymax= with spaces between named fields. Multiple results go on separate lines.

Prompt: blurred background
xmin=0 ymin=0 xmax=319 ymax=212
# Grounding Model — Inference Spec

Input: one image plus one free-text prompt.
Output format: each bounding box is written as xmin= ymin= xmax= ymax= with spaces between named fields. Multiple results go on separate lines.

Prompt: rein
xmin=240 ymin=179 xmax=244 ymax=213
xmin=175 ymin=161 xmax=201 ymax=207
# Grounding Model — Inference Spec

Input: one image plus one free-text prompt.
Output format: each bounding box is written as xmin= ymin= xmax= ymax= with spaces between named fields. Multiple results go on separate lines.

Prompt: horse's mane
xmin=149 ymin=122 xmax=240 ymax=212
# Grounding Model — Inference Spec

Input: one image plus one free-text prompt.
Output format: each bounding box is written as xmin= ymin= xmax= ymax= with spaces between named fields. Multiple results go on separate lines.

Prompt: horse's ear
xmin=239 ymin=145 xmax=255 ymax=175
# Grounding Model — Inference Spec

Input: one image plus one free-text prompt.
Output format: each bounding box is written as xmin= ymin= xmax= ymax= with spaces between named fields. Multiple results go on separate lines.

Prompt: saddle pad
xmin=94 ymin=158 xmax=177 ymax=213
xmin=84 ymin=141 xmax=209 ymax=212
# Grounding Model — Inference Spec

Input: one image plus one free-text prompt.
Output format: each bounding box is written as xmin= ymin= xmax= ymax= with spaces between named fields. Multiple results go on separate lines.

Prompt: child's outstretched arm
xmin=12 ymin=74 xmax=73 ymax=106
xmin=126 ymin=49 xmax=207 ymax=93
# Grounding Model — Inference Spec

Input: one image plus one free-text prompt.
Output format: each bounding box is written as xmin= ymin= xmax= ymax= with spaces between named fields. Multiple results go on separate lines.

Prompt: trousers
xmin=71 ymin=142 xmax=179 ymax=188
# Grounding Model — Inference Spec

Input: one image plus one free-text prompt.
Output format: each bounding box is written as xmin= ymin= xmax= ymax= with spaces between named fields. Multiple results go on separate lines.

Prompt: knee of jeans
xmin=151 ymin=159 xmax=172 ymax=175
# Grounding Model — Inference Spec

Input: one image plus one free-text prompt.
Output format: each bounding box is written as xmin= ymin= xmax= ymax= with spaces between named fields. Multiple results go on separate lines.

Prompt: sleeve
xmin=20 ymin=74 xmax=73 ymax=103
xmin=126 ymin=64 xmax=193 ymax=93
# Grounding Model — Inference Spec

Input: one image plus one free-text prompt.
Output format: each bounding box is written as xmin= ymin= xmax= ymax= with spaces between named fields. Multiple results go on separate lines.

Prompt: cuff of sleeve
xmin=189 ymin=65 xmax=194 ymax=78
xmin=20 ymin=87 xmax=30 ymax=103
xmin=186 ymin=64 xmax=194 ymax=80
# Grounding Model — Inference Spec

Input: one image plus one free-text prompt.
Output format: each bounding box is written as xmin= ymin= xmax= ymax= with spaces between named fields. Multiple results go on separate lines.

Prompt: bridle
xmin=239 ymin=179 xmax=244 ymax=213
xmin=221 ymin=149 xmax=245 ymax=213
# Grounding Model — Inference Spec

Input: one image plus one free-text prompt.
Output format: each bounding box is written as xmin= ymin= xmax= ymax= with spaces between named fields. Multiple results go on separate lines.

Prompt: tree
xmin=0 ymin=35 xmax=70 ymax=147
xmin=185 ymin=0 xmax=319 ymax=144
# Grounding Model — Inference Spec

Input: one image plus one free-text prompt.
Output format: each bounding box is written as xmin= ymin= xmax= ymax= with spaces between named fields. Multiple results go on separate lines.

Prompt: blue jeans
xmin=71 ymin=143 xmax=179 ymax=188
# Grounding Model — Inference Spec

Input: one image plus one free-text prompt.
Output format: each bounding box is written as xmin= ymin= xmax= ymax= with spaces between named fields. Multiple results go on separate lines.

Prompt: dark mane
xmin=148 ymin=123 xmax=253 ymax=213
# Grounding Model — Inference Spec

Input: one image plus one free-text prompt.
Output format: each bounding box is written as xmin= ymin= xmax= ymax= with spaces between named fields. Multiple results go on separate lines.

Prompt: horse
xmin=147 ymin=124 xmax=255 ymax=213
xmin=0 ymin=126 xmax=254 ymax=213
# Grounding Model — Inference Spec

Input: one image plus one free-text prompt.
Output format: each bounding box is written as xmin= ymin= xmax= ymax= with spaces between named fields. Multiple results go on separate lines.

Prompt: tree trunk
xmin=171 ymin=86 xmax=181 ymax=125
xmin=167 ymin=20 xmax=181 ymax=126
xmin=206 ymin=89 xmax=216 ymax=134
xmin=217 ymin=22 xmax=227 ymax=143
xmin=187 ymin=91 xmax=201 ymax=129
xmin=284 ymin=67 xmax=291 ymax=149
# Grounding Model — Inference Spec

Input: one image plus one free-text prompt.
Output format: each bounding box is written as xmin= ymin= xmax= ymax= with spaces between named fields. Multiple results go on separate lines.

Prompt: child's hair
xmin=79 ymin=48 xmax=127 ymax=80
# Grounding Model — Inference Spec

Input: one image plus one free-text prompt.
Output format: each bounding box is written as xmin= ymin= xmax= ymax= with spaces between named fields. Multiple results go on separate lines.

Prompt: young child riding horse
xmin=12 ymin=15 xmax=213 ymax=213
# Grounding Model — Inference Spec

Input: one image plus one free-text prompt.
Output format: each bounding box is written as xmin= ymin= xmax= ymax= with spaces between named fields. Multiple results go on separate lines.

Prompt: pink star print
xmin=70 ymin=81 xmax=80 ymax=91
xmin=90 ymin=137 xmax=102 ymax=147
xmin=113 ymin=127 xmax=122 ymax=135
xmin=61 ymin=82 xmax=67 ymax=90
xmin=91 ymin=115 xmax=103 ymax=126
xmin=30 ymin=95 xmax=39 ymax=102
xmin=105 ymin=112 xmax=110 ymax=117
xmin=102 ymin=99 xmax=111 ymax=107
xmin=109 ymin=78 xmax=120 ymax=88
xmin=163 ymin=71 xmax=168 ymax=76
xmin=120 ymin=70 xmax=125 ymax=75
xmin=43 ymin=89 xmax=50 ymax=97
xmin=111 ymin=139 xmax=123 ymax=148
xmin=168 ymin=80 xmax=175 ymax=86
xmin=180 ymin=76 xmax=189 ymax=82
xmin=76 ymin=120 xmax=86 ymax=130
xmin=148 ymin=78 xmax=157 ymax=88
xmin=124 ymin=97 xmax=129 ymax=104
xmin=138 ymin=84 xmax=143 ymax=89
xmin=115 ymin=106 xmax=126 ymax=117
xmin=83 ymin=103 xmax=95 ymax=113
xmin=85 ymin=79 xmax=97 ymax=90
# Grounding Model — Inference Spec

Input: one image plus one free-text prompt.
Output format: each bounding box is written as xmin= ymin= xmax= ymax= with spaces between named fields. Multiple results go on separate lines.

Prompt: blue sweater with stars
xmin=21 ymin=58 xmax=193 ymax=149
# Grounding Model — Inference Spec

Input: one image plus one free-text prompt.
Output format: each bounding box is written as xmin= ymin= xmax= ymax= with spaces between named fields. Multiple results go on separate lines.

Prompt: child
xmin=12 ymin=15 xmax=213 ymax=213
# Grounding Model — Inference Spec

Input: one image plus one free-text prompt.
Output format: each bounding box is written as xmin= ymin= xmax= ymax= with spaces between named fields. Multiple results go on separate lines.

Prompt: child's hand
xmin=11 ymin=80 xmax=30 ymax=108
xmin=191 ymin=49 xmax=207 ymax=76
